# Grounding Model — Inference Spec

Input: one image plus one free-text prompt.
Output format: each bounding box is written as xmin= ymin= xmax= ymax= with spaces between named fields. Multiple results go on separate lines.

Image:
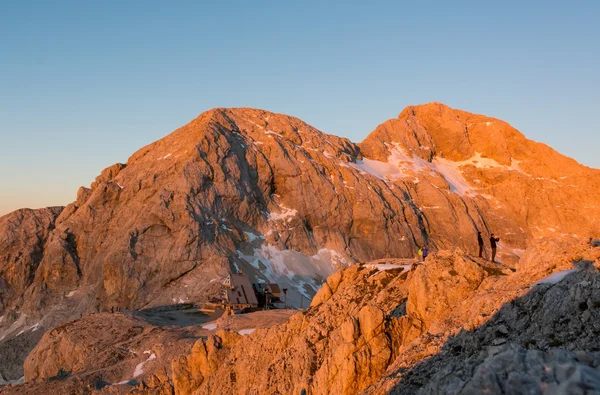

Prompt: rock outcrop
xmin=389 ymin=267 xmax=600 ymax=394
xmin=406 ymin=250 xmax=485 ymax=335
xmin=0 ymin=207 xmax=62 ymax=313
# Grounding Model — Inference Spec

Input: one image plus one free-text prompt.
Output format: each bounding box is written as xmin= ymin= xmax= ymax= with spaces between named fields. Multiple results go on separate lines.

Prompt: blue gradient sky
xmin=1 ymin=1 xmax=599 ymax=215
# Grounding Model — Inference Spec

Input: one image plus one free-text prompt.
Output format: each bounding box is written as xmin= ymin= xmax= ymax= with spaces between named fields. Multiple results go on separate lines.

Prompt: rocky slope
xmin=2 ymin=239 xmax=598 ymax=394
xmin=1 ymin=103 xmax=600 ymax=384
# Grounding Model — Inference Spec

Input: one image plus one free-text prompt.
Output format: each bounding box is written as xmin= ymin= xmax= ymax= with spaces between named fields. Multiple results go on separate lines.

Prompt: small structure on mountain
xmin=219 ymin=271 xmax=259 ymax=312
xmin=252 ymin=282 xmax=282 ymax=309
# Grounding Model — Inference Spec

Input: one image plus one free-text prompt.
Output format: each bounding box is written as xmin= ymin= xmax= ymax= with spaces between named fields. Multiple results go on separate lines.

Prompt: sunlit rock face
xmin=1 ymin=103 xmax=599 ymax=385
xmin=27 ymin=241 xmax=589 ymax=395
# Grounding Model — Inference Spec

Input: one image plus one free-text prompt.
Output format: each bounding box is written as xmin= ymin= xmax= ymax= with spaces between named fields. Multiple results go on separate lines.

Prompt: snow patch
xmin=202 ymin=323 xmax=218 ymax=330
xmin=0 ymin=313 xmax=27 ymax=340
xmin=352 ymin=145 xmax=537 ymax=197
xmin=66 ymin=291 xmax=77 ymax=298
xmin=351 ymin=157 xmax=405 ymax=180
xmin=158 ymin=153 xmax=172 ymax=160
xmin=268 ymin=206 xmax=298 ymax=222
xmin=238 ymin=328 xmax=256 ymax=335
xmin=133 ymin=353 xmax=156 ymax=378
xmin=451 ymin=152 xmax=511 ymax=170
xmin=243 ymin=118 xmax=265 ymax=129
xmin=350 ymin=145 xmax=476 ymax=195
xmin=265 ymin=130 xmax=284 ymax=138
xmin=15 ymin=322 xmax=40 ymax=337
xmin=365 ymin=264 xmax=413 ymax=272
xmin=431 ymin=157 xmax=475 ymax=195
xmin=535 ymin=269 xmax=578 ymax=285
xmin=244 ymin=231 xmax=264 ymax=242
xmin=236 ymin=247 xmax=345 ymax=308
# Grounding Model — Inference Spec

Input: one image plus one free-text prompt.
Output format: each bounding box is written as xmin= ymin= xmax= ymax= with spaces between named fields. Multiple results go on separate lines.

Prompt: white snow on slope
xmin=133 ymin=353 xmax=156 ymax=378
xmin=497 ymin=243 xmax=525 ymax=258
xmin=365 ymin=264 xmax=413 ymax=272
xmin=351 ymin=145 xmax=530 ymax=197
xmin=351 ymin=145 xmax=476 ymax=195
xmin=237 ymin=246 xmax=346 ymax=308
xmin=268 ymin=206 xmax=298 ymax=222
xmin=244 ymin=231 xmax=264 ymax=243
xmin=202 ymin=323 xmax=218 ymax=330
xmin=158 ymin=153 xmax=172 ymax=160
xmin=0 ymin=313 xmax=27 ymax=341
xmin=351 ymin=158 xmax=405 ymax=180
xmin=431 ymin=157 xmax=475 ymax=195
xmin=265 ymin=130 xmax=285 ymax=138
xmin=238 ymin=328 xmax=256 ymax=335
xmin=535 ymin=269 xmax=578 ymax=285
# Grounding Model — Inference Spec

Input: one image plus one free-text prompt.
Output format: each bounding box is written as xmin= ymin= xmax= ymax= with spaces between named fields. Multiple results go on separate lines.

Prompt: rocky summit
xmin=1 ymin=103 xmax=600 ymax=394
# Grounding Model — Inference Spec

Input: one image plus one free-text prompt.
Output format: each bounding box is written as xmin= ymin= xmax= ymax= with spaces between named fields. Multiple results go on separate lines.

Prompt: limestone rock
xmin=385 ymin=259 xmax=600 ymax=394
xmin=2 ymin=103 xmax=600 ymax=389
xmin=6 ymin=242 xmax=600 ymax=394
xmin=406 ymin=249 xmax=484 ymax=335
xmin=0 ymin=207 xmax=63 ymax=315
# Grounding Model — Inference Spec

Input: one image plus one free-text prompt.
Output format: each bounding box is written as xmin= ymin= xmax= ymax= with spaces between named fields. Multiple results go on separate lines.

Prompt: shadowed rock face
xmin=388 ymin=269 xmax=600 ymax=395
xmin=1 ymin=104 xmax=599 ymax=384
xmin=0 ymin=207 xmax=63 ymax=314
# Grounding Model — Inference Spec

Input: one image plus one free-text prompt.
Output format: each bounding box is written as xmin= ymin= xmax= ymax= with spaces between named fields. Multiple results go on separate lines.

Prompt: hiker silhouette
xmin=490 ymin=233 xmax=500 ymax=263
xmin=477 ymin=231 xmax=484 ymax=258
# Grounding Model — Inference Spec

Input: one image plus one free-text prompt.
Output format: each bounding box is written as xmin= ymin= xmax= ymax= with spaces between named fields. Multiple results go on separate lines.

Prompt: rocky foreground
xmin=1 ymin=238 xmax=599 ymax=394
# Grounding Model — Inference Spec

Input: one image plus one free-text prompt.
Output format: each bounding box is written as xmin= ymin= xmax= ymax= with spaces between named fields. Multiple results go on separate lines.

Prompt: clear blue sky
xmin=1 ymin=1 xmax=599 ymax=215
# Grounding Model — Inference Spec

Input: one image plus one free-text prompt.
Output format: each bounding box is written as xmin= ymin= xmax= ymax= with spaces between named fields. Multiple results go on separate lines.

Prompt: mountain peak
xmin=398 ymin=101 xmax=455 ymax=119
xmin=362 ymin=103 xmax=587 ymax=178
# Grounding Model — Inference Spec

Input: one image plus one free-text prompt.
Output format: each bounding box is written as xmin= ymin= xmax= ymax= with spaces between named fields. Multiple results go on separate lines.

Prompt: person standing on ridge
xmin=422 ymin=245 xmax=429 ymax=260
xmin=477 ymin=231 xmax=484 ymax=258
xmin=418 ymin=247 xmax=424 ymax=262
xmin=490 ymin=233 xmax=500 ymax=263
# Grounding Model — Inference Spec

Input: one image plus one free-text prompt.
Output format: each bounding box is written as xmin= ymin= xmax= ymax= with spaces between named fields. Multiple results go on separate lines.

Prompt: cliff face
xmin=1 ymin=103 xmax=599 ymax=385
xmin=0 ymin=207 xmax=63 ymax=313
